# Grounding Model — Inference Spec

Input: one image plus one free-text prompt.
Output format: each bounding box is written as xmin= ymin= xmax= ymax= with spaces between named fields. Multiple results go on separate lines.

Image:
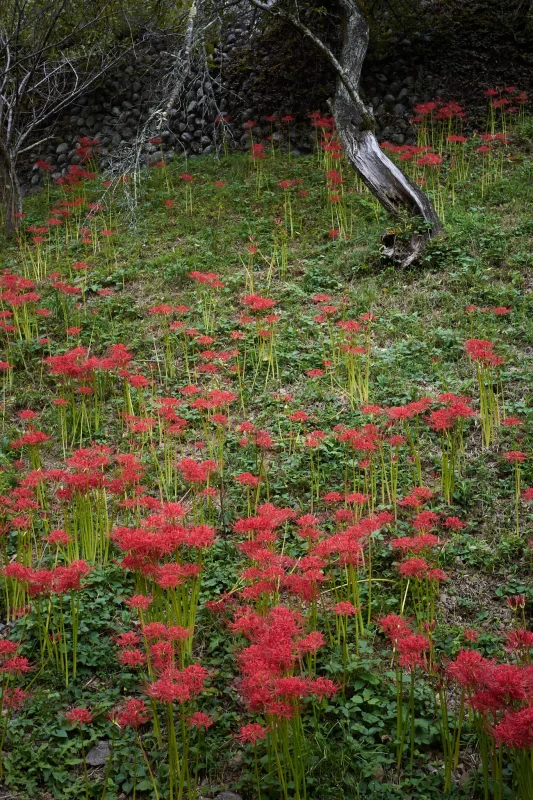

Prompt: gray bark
xmin=0 ymin=139 xmax=21 ymax=237
xmin=332 ymin=0 xmax=442 ymax=265
xmin=0 ymin=0 xmax=130 ymax=237
xmin=248 ymin=0 xmax=443 ymax=265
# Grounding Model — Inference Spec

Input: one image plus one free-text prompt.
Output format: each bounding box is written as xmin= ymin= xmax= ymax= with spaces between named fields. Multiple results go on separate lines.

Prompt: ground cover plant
xmin=0 ymin=92 xmax=533 ymax=799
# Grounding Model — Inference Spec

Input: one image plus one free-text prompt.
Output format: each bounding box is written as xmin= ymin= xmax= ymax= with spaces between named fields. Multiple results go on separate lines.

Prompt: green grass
xmin=0 ymin=129 xmax=532 ymax=800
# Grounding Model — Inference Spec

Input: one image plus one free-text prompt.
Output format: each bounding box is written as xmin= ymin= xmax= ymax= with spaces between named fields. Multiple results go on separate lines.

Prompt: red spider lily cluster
xmin=0 ymin=84 xmax=532 ymax=800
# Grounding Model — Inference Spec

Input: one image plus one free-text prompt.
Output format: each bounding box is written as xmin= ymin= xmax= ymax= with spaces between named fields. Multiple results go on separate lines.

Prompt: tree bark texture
xmin=248 ymin=0 xmax=443 ymax=265
xmin=0 ymin=141 xmax=22 ymax=238
xmin=331 ymin=0 xmax=443 ymax=265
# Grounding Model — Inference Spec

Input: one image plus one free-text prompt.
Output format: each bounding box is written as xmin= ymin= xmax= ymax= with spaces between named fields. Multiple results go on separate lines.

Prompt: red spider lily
xmin=125 ymin=594 xmax=153 ymax=610
xmin=189 ymin=271 xmax=223 ymax=287
xmin=242 ymin=294 xmax=277 ymax=312
xmin=508 ymin=595 xmax=527 ymax=610
xmin=0 ymin=656 xmax=31 ymax=675
xmin=176 ymin=457 xmax=217 ymax=483
xmin=115 ymin=631 xmax=141 ymax=648
xmin=505 ymin=630 xmax=533 ymax=654
xmin=391 ymin=534 xmax=440 ymax=554
xmin=189 ymin=711 xmax=214 ymax=729
xmin=503 ymin=450 xmax=527 ymax=463
xmin=235 ymin=472 xmax=260 ymax=486
xmin=396 ymin=633 xmax=430 ymax=669
xmin=118 ymin=649 xmax=146 ymax=667
xmin=3 ymin=687 xmax=30 ymax=710
xmin=446 ymin=649 xmax=491 ymax=688
xmin=237 ymin=723 xmax=268 ymax=744
xmin=444 ymin=516 xmax=465 ymax=530
xmin=146 ymin=663 xmax=209 ymax=704
xmin=65 ymin=707 xmax=92 ymax=727
xmin=113 ymin=698 xmax=151 ymax=729
xmin=334 ymin=601 xmax=358 ymax=616
xmin=502 ymin=416 xmax=521 ymax=427
xmin=493 ymin=707 xmax=533 ymax=749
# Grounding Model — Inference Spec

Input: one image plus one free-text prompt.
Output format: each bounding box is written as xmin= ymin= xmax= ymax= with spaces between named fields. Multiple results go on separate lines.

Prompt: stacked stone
xmin=22 ymin=24 xmax=448 ymax=192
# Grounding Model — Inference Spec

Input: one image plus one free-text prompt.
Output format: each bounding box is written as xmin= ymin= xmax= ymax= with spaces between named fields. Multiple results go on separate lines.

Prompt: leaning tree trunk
xmin=331 ymin=0 xmax=443 ymax=266
xmin=248 ymin=0 xmax=443 ymax=265
xmin=0 ymin=140 xmax=22 ymax=239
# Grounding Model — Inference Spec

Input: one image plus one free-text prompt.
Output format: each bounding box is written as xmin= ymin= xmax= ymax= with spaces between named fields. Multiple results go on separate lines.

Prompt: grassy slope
xmin=0 ymin=131 xmax=533 ymax=799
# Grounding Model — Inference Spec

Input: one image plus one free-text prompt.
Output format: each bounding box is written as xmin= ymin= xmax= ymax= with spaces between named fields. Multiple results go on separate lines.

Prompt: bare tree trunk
xmin=332 ymin=0 xmax=442 ymax=265
xmin=165 ymin=1 xmax=198 ymax=113
xmin=0 ymin=141 xmax=22 ymax=238
xmin=247 ymin=0 xmax=443 ymax=265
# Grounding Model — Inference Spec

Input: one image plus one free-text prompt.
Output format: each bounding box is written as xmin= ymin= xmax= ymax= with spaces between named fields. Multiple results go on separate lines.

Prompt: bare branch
xmin=246 ymin=0 xmax=373 ymax=125
xmin=166 ymin=2 xmax=198 ymax=112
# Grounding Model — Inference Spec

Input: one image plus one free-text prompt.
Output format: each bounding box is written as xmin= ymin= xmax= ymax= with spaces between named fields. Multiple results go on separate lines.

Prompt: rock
xmin=228 ymin=751 xmax=244 ymax=767
xmin=215 ymin=794 xmax=243 ymax=800
xmin=85 ymin=741 xmax=110 ymax=767
xmin=393 ymin=103 xmax=406 ymax=116
xmin=56 ymin=142 xmax=69 ymax=155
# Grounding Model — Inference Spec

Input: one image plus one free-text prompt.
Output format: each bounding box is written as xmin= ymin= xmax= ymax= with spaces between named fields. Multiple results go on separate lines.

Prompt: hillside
xmin=0 ymin=106 xmax=533 ymax=799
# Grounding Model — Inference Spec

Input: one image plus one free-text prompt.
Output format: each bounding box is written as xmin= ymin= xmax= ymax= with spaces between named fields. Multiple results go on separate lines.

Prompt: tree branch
xmin=246 ymin=0 xmax=374 ymax=127
xmin=165 ymin=1 xmax=198 ymax=112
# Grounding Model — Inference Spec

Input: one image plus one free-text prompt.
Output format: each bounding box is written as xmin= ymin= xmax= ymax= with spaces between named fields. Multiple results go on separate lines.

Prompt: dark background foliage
xmin=223 ymin=0 xmax=533 ymax=122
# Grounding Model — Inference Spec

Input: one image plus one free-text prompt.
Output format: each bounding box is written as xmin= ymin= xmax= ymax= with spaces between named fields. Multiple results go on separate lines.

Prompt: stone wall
xmin=21 ymin=5 xmax=532 ymax=193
